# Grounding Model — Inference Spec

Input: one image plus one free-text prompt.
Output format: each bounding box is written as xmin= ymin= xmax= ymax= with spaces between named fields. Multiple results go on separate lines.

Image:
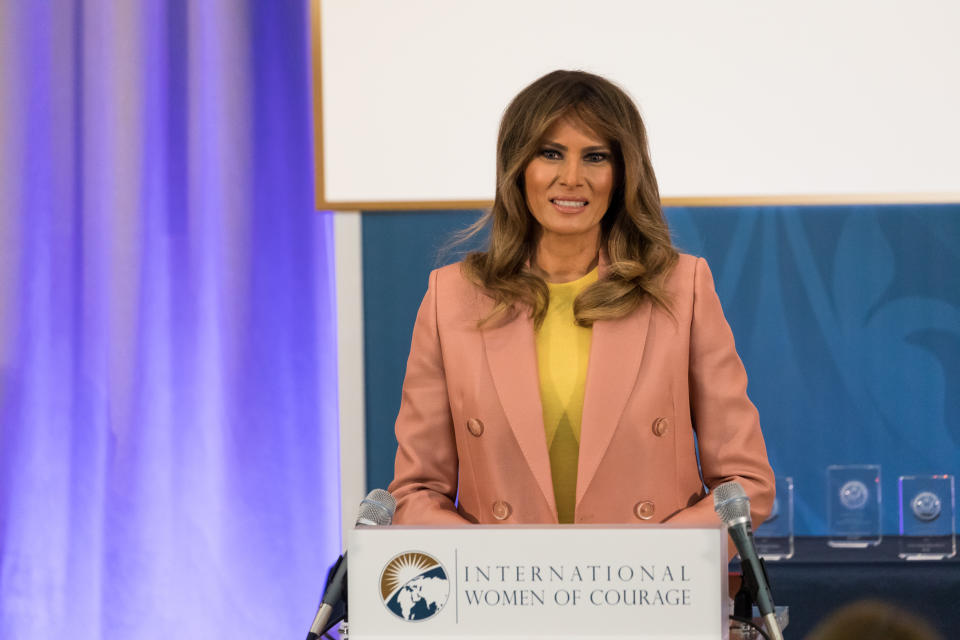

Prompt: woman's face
xmin=523 ymin=117 xmax=614 ymax=246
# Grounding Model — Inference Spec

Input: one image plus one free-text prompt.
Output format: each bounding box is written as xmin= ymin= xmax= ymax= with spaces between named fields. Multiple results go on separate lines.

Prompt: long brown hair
xmin=461 ymin=70 xmax=678 ymax=327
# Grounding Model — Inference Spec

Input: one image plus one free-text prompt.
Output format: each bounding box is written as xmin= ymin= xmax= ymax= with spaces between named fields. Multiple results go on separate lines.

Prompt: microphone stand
xmin=306 ymin=555 xmax=347 ymax=640
xmin=730 ymin=558 xmax=779 ymax=640
xmin=305 ymin=489 xmax=396 ymax=640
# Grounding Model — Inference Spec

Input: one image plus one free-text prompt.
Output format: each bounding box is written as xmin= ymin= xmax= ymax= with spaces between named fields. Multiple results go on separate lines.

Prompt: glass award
xmin=756 ymin=476 xmax=794 ymax=560
xmin=827 ymin=465 xmax=882 ymax=548
xmin=898 ymin=475 xmax=956 ymax=560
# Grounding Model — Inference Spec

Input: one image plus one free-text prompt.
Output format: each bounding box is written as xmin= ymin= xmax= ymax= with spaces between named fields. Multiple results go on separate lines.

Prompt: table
xmin=740 ymin=537 xmax=959 ymax=639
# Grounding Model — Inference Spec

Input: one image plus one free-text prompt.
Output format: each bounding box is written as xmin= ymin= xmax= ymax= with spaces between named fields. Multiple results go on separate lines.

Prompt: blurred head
xmin=805 ymin=600 xmax=943 ymax=640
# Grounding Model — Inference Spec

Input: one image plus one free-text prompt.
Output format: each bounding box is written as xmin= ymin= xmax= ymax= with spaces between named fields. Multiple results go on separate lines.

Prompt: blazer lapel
xmin=482 ymin=309 xmax=557 ymax=521
xmin=576 ymin=298 xmax=652 ymax=507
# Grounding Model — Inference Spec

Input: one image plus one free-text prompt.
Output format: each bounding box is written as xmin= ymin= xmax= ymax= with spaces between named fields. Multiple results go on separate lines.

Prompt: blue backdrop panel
xmin=362 ymin=210 xmax=486 ymax=496
xmin=362 ymin=205 xmax=960 ymax=535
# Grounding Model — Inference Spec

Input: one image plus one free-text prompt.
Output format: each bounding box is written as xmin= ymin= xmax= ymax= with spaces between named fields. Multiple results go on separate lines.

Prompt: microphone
xmin=306 ymin=489 xmax=397 ymax=640
xmin=713 ymin=481 xmax=783 ymax=640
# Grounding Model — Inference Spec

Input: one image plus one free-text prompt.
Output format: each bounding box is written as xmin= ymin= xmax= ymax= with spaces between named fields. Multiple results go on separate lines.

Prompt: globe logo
xmin=380 ymin=551 xmax=449 ymax=622
xmin=839 ymin=480 xmax=869 ymax=510
xmin=911 ymin=491 xmax=942 ymax=522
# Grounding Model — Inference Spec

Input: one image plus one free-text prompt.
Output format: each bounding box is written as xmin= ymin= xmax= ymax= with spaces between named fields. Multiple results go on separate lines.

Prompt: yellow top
xmin=535 ymin=267 xmax=598 ymax=523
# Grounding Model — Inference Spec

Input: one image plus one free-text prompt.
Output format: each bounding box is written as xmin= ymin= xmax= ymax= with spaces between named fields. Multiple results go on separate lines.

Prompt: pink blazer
xmin=389 ymin=254 xmax=775 ymax=533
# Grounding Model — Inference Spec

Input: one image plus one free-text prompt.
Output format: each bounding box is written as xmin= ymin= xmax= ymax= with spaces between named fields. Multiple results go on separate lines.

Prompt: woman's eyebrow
xmin=541 ymin=141 xmax=611 ymax=153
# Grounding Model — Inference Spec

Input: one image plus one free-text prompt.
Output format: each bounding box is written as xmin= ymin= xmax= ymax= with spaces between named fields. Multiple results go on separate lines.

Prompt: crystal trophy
xmin=827 ymin=465 xmax=882 ymax=548
xmin=898 ymin=475 xmax=956 ymax=560
xmin=756 ymin=476 xmax=794 ymax=560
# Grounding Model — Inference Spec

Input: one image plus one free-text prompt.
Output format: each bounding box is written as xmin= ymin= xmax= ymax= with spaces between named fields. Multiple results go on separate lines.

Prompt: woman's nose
xmin=558 ymin=159 xmax=583 ymax=187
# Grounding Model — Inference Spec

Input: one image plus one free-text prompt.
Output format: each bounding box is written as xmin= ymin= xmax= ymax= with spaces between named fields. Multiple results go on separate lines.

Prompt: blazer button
xmin=491 ymin=500 xmax=512 ymax=520
xmin=634 ymin=500 xmax=655 ymax=520
xmin=466 ymin=418 xmax=484 ymax=437
xmin=652 ymin=417 xmax=670 ymax=437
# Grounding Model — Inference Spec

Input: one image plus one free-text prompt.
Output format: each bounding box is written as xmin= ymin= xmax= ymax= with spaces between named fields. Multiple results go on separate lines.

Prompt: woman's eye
xmin=585 ymin=152 xmax=609 ymax=163
xmin=539 ymin=148 xmax=562 ymax=160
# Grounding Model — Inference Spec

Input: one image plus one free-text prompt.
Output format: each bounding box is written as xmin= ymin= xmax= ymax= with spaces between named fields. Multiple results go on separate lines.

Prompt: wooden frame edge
xmin=310 ymin=0 xmax=325 ymax=212
xmin=315 ymin=193 xmax=960 ymax=212
xmin=661 ymin=193 xmax=960 ymax=207
xmin=315 ymin=200 xmax=493 ymax=212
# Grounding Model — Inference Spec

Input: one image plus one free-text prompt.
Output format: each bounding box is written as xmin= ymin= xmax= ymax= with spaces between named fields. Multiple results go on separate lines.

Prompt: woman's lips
xmin=551 ymin=198 xmax=588 ymax=213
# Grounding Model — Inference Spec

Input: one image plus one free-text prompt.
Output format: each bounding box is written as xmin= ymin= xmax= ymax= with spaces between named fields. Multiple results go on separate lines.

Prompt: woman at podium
xmin=388 ymin=70 xmax=775 ymax=534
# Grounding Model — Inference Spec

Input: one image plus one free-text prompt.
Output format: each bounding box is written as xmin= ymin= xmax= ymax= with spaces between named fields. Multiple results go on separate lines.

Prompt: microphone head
xmin=712 ymin=481 xmax=752 ymax=527
xmin=356 ymin=489 xmax=397 ymax=527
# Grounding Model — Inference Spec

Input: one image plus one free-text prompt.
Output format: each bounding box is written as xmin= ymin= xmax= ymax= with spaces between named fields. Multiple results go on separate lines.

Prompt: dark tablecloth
xmin=736 ymin=537 xmax=959 ymax=639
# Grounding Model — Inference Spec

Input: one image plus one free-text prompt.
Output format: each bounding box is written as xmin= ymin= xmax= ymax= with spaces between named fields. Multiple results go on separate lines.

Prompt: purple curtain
xmin=0 ymin=2 xmax=341 ymax=637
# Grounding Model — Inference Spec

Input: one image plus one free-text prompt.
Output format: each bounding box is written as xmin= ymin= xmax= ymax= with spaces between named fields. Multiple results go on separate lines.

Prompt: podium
xmin=346 ymin=524 xmax=731 ymax=639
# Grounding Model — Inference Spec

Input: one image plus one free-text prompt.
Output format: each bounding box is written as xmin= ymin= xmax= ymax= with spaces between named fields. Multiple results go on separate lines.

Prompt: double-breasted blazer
xmin=389 ymin=253 xmax=775 ymax=532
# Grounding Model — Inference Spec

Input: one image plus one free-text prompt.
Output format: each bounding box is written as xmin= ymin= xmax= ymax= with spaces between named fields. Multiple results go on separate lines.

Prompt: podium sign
xmin=348 ymin=524 xmax=728 ymax=639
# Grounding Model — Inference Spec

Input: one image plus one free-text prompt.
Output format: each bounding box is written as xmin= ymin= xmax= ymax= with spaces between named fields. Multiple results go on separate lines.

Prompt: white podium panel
xmin=348 ymin=524 xmax=728 ymax=639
